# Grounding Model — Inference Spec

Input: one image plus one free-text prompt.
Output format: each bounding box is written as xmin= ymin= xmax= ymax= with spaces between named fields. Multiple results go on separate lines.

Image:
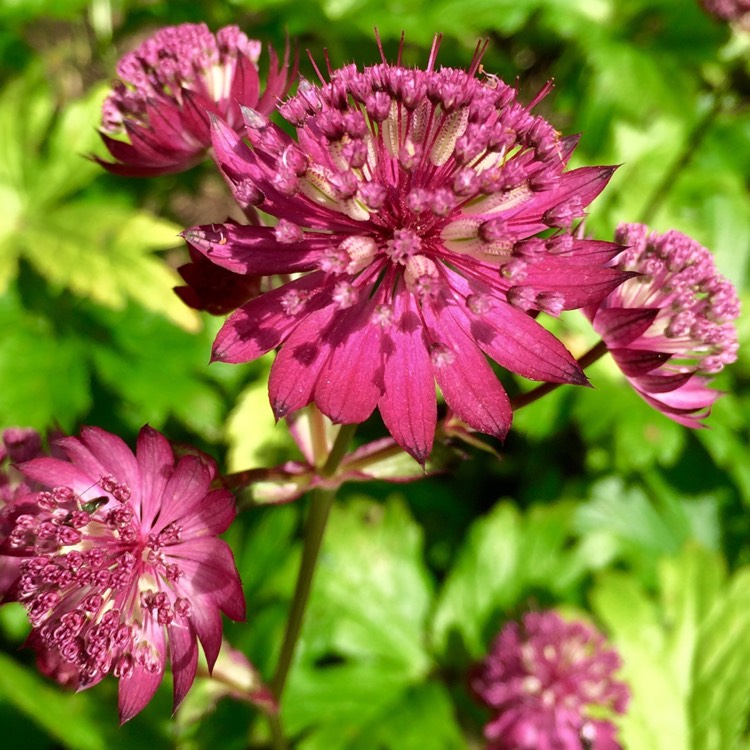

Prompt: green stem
xmin=308 ymin=404 xmax=329 ymax=469
xmin=340 ymin=440 xmax=406 ymax=474
xmin=320 ymin=423 xmax=357 ymax=477
xmin=638 ymin=90 xmax=724 ymax=226
xmin=268 ymin=423 xmax=357 ymax=749
xmin=510 ymin=340 xmax=608 ymax=410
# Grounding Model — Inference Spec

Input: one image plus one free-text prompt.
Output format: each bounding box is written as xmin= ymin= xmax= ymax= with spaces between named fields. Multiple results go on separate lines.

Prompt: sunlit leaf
xmin=593 ymin=547 xmax=750 ymax=750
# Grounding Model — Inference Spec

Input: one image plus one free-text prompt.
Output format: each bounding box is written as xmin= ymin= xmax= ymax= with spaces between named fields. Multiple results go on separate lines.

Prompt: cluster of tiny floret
xmin=10 ymin=478 xmax=188 ymax=688
xmin=233 ymin=58 xmax=581 ymax=305
xmin=613 ymin=223 xmax=739 ymax=375
xmin=700 ymin=0 xmax=750 ymax=23
xmin=471 ymin=611 xmax=629 ymax=750
xmin=102 ymin=23 xmax=260 ymax=134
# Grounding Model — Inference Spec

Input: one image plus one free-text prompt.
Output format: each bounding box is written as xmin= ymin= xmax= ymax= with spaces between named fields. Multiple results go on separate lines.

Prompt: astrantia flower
xmin=98 ymin=23 xmax=293 ymax=176
xmin=184 ymin=37 xmax=627 ymax=462
xmin=1 ymin=425 xmax=245 ymax=722
xmin=470 ymin=611 xmax=629 ymax=750
xmin=700 ymin=0 xmax=750 ymax=24
xmin=586 ymin=223 xmax=739 ymax=427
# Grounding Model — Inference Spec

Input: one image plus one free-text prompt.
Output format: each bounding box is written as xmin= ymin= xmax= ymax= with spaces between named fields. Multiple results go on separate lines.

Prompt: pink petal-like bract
xmin=175 ymin=245 xmax=264 ymax=315
xmin=0 ymin=427 xmax=44 ymax=601
xmin=185 ymin=37 xmax=626 ymax=461
xmin=3 ymin=425 xmax=245 ymax=723
xmin=587 ymin=223 xmax=740 ymax=427
xmin=470 ymin=611 xmax=630 ymax=750
xmin=97 ymin=24 xmax=294 ymax=176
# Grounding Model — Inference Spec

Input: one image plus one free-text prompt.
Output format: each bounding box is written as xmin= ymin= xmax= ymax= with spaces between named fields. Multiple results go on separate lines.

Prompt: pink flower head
xmin=470 ymin=611 xmax=629 ymax=750
xmin=700 ymin=0 xmax=750 ymax=25
xmin=184 ymin=37 xmax=627 ymax=463
xmin=587 ymin=223 xmax=739 ymax=427
xmin=2 ymin=425 xmax=245 ymax=722
xmin=98 ymin=23 xmax=294 ymax=176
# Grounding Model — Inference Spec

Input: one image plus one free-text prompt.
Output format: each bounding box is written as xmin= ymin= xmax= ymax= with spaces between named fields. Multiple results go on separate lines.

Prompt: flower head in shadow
xmin=700 ymin=0 xmax=750 ymax=27
xmin=470 ymin=611 xmax=629 ymax=750
xmin=97 ymin=23 xmax=294 ymax=176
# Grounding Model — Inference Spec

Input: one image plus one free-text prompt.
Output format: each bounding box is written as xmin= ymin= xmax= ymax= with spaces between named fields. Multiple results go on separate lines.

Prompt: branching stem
xmin=510 ymin=340 xmax=608 ymax=410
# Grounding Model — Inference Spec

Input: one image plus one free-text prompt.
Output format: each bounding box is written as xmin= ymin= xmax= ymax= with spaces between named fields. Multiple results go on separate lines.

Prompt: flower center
xmin=11 ymin=478 xmax=188 ymax=687
xmin=385 ymin=228 xmax=423 ymax=263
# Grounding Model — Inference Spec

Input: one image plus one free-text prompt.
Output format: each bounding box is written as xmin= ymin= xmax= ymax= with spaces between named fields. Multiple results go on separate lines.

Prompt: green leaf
xmin=592 ymin=547 xmax=750 ymax=750
xmin=285 ymin=665 xmax=463 ymax=750
xmin=364 ymin=681 xmax=463 ymax=750
xmin=694 ymin=391 xmax=750 ymax=506
xmin=307 ymin=496 xmax=433 ymax=671
xmin=285 ymin=663 xmax=411 ymax=749
xmin=432 ymin=503 xmax=523 ymax=659
xmin=575 ymin=476 xmax=723 ymax=583
xmin=0 ymin=69 xmax=196 ymax=329
xmin=19 ymin=201 xmax=197 ymax=330
xmin=576 ymin=477 xmax=684 ymax=557
xmin=0 ymin=287 xmax=91 ymax=429
xmin=0 ymin=70 xmax=103 ymax=210
xmin=282 ymin=497 xmax=439 ymax=748
xmin=432 ymin=500 xmax=586 ymax=660
xmin=573 ymin=361 xmax=687 ymax=472
xmin=690 ymin=568 xmax=750 ymax=750
xmin=0 ymin=651 xmax=170 ymax=750
xmin=225 ymin=359 xmax=297 ymax=471
xmin=592 ymin=571 xmax=688 ymax=750
xmin=88 ymin=303 xmax=225 ymax=437
xmin=0 ymin=652 xmax=106 ymax=750
xmin=0 ymin=0 xmax=92 ymax=25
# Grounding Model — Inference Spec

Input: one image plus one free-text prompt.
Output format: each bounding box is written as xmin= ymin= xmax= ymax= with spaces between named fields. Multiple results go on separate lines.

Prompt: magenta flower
xmin=97 ymin=23 xmax=294 ymax=176
xmin=586 ymin=223 xmax=739 ymax=427
xmin=700 ymin=0 xmax=750 ymax=24
xmin=470 ymin=611 xmax=629 ymax=750
xmin=1 ymin=425 xmax=245 ymax=722
xmin=184 ymin=38 xmax=627 ymax=462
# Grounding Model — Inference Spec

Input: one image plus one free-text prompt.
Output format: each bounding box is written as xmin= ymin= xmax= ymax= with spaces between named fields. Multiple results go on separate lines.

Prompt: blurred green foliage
xmin=0 ymin=0 xmax=749 ymax=746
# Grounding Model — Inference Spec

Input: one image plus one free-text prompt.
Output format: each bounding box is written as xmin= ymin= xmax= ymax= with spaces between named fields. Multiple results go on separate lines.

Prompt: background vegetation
xmin=1 ymin=0 xmax=749 ymax=747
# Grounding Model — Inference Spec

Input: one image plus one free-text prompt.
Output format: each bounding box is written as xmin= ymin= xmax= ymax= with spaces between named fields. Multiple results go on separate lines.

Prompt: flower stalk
xmin=268 ymin=423 xmax=357 ymax=749
xmin=510 ymin=340 xmax=609 ymax=410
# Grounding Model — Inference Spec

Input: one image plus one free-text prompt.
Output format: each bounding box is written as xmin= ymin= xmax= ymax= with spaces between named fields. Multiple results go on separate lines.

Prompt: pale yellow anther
xmin=381 ymin=101 xmax=404 ymax=157
xmin=405 ymin=254 xmax=439 ymax=291
xmin=461 ymin=183 xmax=531 ymax=217
xmin=429 ymin=108 xmax=469 ymax=166
xmin=340 ymin=235 xmax=379 ymax=273
xmin=410 ymin=100 xmax=430 ymax=144
xmin=299 ymin=165 xmax=338 ymax=205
